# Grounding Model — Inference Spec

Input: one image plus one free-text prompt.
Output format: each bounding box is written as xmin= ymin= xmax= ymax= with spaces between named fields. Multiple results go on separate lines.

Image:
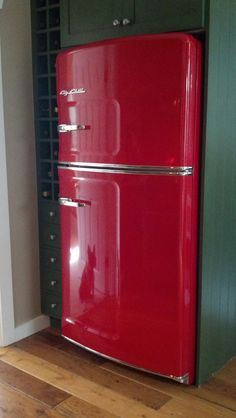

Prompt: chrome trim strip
xmin=62 ymin=335 xmax=190 ymax=384
xmin=58 ymin=163 xmax=193 ymax=176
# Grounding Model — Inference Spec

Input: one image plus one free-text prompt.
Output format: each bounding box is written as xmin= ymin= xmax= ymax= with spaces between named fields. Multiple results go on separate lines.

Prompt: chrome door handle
xmin=58 ymin=124 xmax=86 ymax=133
xmin=59 ymin=197 xmax=87 ymax=208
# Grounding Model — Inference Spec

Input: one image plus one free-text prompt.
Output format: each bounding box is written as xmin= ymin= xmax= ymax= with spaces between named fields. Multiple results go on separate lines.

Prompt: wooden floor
xmin=0 ymin=329 xmax=235 ymax=417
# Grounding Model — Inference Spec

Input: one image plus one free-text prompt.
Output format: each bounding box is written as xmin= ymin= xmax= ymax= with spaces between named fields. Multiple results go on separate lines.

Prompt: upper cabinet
xmin=61 ymin=0 xmax=205 ymax=47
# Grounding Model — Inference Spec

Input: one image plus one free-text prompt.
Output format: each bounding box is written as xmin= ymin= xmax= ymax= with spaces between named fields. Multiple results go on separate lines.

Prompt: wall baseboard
xmin=13 ymin=315 xmax=50 ymax=344
xmin=0 ymin=315 xmax=50 ymax=347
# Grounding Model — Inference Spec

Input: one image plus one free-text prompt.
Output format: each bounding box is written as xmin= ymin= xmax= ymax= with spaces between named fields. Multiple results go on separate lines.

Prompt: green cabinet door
xmin=134 ymin=0 xmax=205 ymax=35
xmin=61 ymin=0 xmax=205 ymax=47
xmin=61 ymin=0 xmax=134 ymax=47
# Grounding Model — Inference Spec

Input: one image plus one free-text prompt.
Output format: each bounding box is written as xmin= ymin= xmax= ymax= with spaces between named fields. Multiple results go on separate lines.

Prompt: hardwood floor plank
xmin=38 ymin=329 xmax=104 ymax=365
xmin=0 ymin=360 xmax=70 ymax=408
xmin=156 ymin=398 xmax=236 ymax=418
xmin=101 ymin=360 xmax=236 ymax=413
xmin=0 ymin=331 xmax=235 ymax=418
xmin=0 ymin=380 xmax=49 ymax=418
xmin=0 ymin=346 xmax=171 ymax=418
xmin=101 ymin=361 xmax=191 ymax=398
xmin=185 ymin=376 xmax=236 ymax=411
xmin=184 ymin=357 xmax=236 ymax=412
xmin=214 ymin=357 xmax=236 ymax=384
xmin=14 ymin=334 xmax=170 ymax=411
xmin=54 ymin=396 xmax=121 ymax=418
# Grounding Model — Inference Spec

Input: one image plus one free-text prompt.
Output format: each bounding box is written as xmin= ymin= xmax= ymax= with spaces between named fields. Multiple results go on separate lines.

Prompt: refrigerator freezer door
xmin=57 ymin=33 xmax=201 ymax=168
xmin=59 ymin=167 xmax=198 ymax=384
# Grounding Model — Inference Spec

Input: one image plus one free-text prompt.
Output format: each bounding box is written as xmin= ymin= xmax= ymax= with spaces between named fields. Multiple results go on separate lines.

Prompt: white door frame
xmin=0 ymin=37 xmax=15 ymax=346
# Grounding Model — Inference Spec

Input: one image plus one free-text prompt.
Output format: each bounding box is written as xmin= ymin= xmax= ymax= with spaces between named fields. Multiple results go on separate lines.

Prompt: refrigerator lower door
xmin=59 ymin=167 xmax=198 ymax=384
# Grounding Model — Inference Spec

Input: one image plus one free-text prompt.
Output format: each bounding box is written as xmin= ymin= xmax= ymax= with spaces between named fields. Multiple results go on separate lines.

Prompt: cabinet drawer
xmin=40 ymin=224 xmax=61 ymax=248
xmin=41 ymin=269 xmax=61 ymax=293
xmin=41 ymin=291 xmax=62 ymax=319
xmin=61 ymin=0 xmax=205 ymax=47
xmin=39 ymin=202 xmax=60 ymax=225
xmin=40 ymin=247 xmax=61 ymax=271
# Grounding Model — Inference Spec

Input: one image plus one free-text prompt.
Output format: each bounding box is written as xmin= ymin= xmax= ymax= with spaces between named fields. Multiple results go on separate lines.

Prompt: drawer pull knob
xmin=49 ymin=211 xmax=55 ymax=217
xmin=50 ymin=257 xmax=56 ymax=263
xmin=50 ymin=280 xmax=57 ymax=287
xmin=113 ymin=19 xmax=121 ymax=26
xmin=42 ymin=191 xmax=51 ymax=198
xmin=50 ymin=234 xmax=56 ymax=241
xmin=122 ymin=18 xmax=131 ymax=26
xmin=51 ymin=303 xmax=57 ymax=309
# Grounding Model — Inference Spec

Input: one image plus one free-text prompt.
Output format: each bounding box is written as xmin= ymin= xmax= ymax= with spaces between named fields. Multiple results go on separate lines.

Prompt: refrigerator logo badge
xmin=60 ymin=88 xmax=86 ymax=96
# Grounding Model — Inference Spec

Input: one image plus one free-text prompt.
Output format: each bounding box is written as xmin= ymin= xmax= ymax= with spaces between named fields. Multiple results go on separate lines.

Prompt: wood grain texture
xmin=38 ymin=328 xmax=105 ymax=365
xmin=156 ymin=398 xmax=236 ymax=418
xmin=0 ymin=347 xmax=168 ymax=418
xmin=14 ymin=334 xmax=170 ymax=410
xmin=0 ymin=330 xmax=235 ymax=418
xmin=0 ymin=360 xmax=70 ymax=407
xmin=186 ymin=358 xmax=236 ymax=411
xmin=102 ymin=360 xmax=236 ymax=412
xmin=0 ymin=380 xmax=49 ymax=418
xmin=55 ymin=396 xmax=121 ymax=418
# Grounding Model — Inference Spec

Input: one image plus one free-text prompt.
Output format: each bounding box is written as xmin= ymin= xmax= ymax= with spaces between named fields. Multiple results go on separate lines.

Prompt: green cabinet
xmin=61 ymin=0 xmax=205 ymax=47
xmin=134 ymin=0 xmax=205 ymax=34
xmin=62 ymin=0 xmax=134 ymax=47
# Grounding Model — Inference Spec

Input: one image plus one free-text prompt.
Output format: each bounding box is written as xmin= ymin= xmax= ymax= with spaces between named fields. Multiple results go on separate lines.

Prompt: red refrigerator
xmin=57 ymin=33 xmax=202 ymax=384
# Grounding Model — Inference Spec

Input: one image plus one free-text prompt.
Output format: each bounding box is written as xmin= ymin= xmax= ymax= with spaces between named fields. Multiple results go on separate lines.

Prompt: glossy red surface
xmin=59 ymin=166 xmax=199 ymax=383
xmin=58 ymin=33 xmax=202 ymax=383
xmin=57 ymin=33 xmax=201 ymax=167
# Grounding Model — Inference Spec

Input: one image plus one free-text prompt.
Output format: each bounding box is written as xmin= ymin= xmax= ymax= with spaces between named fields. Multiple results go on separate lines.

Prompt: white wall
xmin=0 ymin=0 xmax=49 ymax=344
xmin=0 ymin=38 xmax=15 ymax=345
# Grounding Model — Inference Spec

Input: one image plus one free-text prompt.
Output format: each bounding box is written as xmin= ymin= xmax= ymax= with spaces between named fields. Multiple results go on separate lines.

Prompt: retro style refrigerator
xmin=56 ymin=33 xmax=202 ymax=384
